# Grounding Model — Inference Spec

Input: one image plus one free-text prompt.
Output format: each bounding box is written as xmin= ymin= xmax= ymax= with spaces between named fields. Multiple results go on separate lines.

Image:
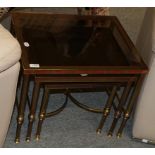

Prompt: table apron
xmin=35 ymin=76 xmax=137 ymax=83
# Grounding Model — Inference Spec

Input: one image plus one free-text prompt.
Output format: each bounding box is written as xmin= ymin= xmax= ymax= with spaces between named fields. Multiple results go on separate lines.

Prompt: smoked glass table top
xmin=11 ymin=12 xmax=147 ymax=74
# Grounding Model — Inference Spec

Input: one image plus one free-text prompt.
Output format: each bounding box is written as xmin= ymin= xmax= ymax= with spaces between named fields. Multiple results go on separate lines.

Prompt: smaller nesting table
xmin=33 ymin=76 xmax=136 ymax=140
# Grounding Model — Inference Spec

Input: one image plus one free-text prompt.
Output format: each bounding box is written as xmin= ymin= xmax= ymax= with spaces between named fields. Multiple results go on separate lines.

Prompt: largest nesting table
xmin=11 ymin=11 xmax=148 ymax=143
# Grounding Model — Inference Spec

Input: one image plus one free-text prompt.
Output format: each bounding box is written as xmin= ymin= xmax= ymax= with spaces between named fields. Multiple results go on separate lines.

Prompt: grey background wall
xmin=110 ymin=8 xmax=146 ymax=43
xmin=1 ymin=7 xmax=146 ymax=44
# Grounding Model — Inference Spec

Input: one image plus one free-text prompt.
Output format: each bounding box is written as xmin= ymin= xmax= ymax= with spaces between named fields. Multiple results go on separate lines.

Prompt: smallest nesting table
xmin=11 ymin=11 xmax=148 ymax=143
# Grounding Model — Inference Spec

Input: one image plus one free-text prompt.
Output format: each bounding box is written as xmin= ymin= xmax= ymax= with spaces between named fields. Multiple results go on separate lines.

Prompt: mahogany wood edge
xmin=34 ymin=76 xmax=137 ymax=83
xmin=23 ymin=68 xmax=148 ymax=75
xmin=37 ymin=82 xmax=135 ymax=90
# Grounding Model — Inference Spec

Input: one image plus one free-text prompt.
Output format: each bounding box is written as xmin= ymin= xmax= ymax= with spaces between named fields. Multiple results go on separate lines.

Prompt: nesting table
xmin=11 ymin=11 xmax=148 ymax=143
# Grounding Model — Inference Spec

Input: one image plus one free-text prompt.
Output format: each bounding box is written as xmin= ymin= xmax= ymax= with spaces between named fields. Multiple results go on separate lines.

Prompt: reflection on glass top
xmin=22 ymin=18 xmax=129 ymax=66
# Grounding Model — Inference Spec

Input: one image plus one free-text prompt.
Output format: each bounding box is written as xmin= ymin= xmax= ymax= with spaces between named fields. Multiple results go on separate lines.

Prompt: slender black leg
xmin=96 ymin=86 xmax=117 ymax=134
xmin=15 ymin=74 xmax=30 ymax=143
xmin=36 ymin=87 xmax=49 ymax=140
xmin=26 ymin=81 xmax=40 ymax=142
xmin=117 ymin=75 xmax=144 ymax=138
xmin=107 ymin=81 xmax=132 ymax=137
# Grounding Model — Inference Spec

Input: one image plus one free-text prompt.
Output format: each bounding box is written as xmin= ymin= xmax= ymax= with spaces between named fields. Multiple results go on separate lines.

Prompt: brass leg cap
xmin=36 ymin=135 xmax=40 ymax=141
xmin=96 ymin=129 xmax=101 ymax=135
xmin=26 ymin=137 xmax=30 ymax=142
xmin=107 ymin=133 xmax=112 ymax=137
xmin=117 ymin=133 xmax=122 ymax=138
xmin=15 ymin=138 xmax=20 ymax=144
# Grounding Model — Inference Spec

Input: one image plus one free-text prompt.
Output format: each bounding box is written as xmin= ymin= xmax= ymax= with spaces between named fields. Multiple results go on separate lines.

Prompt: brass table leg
xmin=96 ymin=85 xmax=117 ymax=134
xmin=107 ymin=81 xmax=132 ymax=137
xmin=117 ymin=75 xmax=144 ymax=138
xmin=36 ymin=87 xmax=69 ymax=140
xmin=36 ymin=86 xmax=49 ymax=141
xmin=106 ymin=88 xmax=121 ymax=112
xmin=26 ymin=81 xmax=40 ymax=142
xmin=15 ymin=74 xmax=30 ymax=143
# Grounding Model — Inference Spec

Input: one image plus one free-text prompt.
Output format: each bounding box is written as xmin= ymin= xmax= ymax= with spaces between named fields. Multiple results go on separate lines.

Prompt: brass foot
xmin=96 ymin=129 xmax=101 ymax=135
xmin=107 ymin=132 xmax=112 ymax=137
xmin=117 ymin=133 xmax=122 ymax=138
xmin=36 ymin=135 xmax=40 ymax=141
xmin=15 ymin=138 xmax=20 ymax=144
xmin=26 ymin=137 xmax=30 ymax=142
